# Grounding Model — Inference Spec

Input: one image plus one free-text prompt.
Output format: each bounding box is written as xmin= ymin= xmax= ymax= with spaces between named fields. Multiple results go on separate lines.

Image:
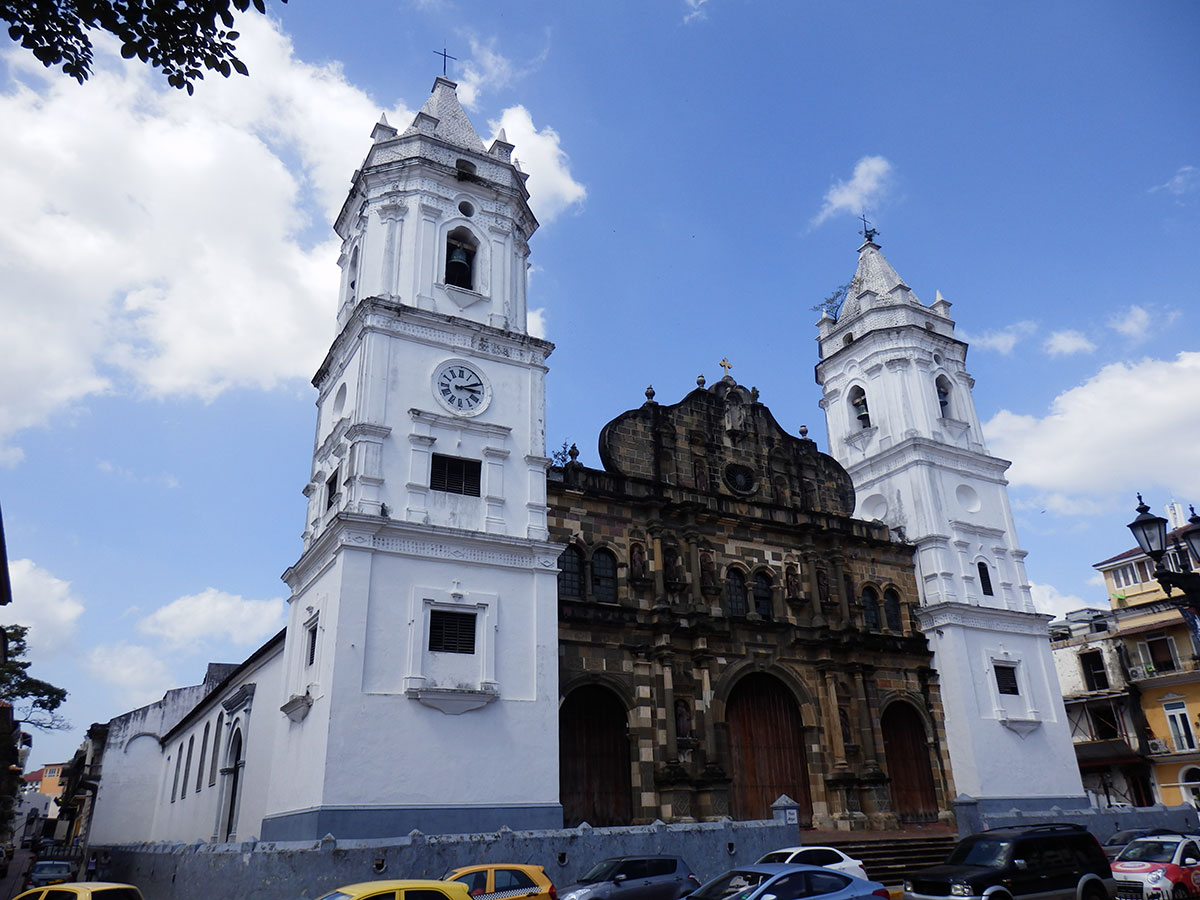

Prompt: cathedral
xmin=86 ymin=76 xmax=1080 ymax=847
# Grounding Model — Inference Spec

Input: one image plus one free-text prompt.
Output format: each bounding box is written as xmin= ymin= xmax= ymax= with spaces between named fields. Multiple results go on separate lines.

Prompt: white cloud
xmin=811 ymin=156 xmax=893 ymax=227
xmin=1043 ymin=330 xmax=1095 ymax=356
xmin=683 ymin=0 xmax=709 ymax=24
xmin=457 ymin=40 xmax=518 ymax=111
xmin=1029 ymin=582 xmax=1102 ymax=619
xmin=961 ymin=320 xmax=1036 ymax=354
xmin=1150 ymin=165 xmax=1199 ymax=197
xmin=984 ymin=352 xmax=1200 ymax=505
xmin=1109 ymin=304 xmax=1151 ymax=340
xmin=491 ymin=106 xmax=586 ymax=224
xmin=527 ymin=307 xmax=548 ymax=339
xmin=137 ymin=587 xmax=284 ymax=649
xmin=5 ymin=559 xmax=86 ymax=657
xmin=97 ymin=460 xmax=179 ymax=489
xmin=84 ymin=642 xmax=175 ymax=709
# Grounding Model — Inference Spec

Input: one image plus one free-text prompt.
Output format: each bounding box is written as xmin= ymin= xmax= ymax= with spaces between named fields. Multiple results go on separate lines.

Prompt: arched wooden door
xmin=726 ymin=673 xmax=812 ymax=823
xmin=560 ymin=685 xmax=632 ymax=826
xmin=881 ymin=702 xmax=939 ymax=822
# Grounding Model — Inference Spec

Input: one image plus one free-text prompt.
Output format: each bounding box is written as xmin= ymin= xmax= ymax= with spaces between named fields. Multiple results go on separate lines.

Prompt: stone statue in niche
xmin=774 ymin=476 xmax=788 ymax=504
xmin=725 ymin=398 xmax=746 ymax=433
xmin=630 ymin=543 xmax=647 ymax=581
xmin=700 ymin=553 xmax=717 ymax=591
xmin=693 ymin=458 xmax=709 ymax=492
xmin=817 ymin=569 xmax=830 ymax=606
xmin=664 ymin=545 xmax=684 ymax=583
xmin=675 ymin=699 xmax=692 ymax=739
xmin=785 ymin=565 xmax=800 ymax=599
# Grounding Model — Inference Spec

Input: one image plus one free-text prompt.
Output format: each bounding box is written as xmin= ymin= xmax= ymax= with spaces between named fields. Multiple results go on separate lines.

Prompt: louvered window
xmin=994 ymin=663 xmax=1019 ymax=695
xmin=429 ymin=610 xmax=476 ymax=654
xmin=431 ymin=454 xmax=481 ymax=496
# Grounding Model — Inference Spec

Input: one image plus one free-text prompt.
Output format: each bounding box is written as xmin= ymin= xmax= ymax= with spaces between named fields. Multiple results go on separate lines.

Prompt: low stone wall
xmin=953 ymin=796 xmax=1200 ymax=841
xmin=101 ymin=819 xmax=798 ymax=900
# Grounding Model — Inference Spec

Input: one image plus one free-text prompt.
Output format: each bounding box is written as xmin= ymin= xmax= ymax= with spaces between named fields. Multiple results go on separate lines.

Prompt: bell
xmin=447 ymin=247 xmax=471 ymax=286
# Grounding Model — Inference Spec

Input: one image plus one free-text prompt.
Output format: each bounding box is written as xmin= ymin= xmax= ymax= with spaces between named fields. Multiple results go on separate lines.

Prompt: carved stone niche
xmin=698 ymin=552 xmax=719 ymax=596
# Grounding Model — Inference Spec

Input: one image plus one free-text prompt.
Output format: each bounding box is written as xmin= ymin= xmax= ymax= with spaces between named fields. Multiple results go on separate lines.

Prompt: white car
xmin=756 ymin=848 xmax=868 ymax=881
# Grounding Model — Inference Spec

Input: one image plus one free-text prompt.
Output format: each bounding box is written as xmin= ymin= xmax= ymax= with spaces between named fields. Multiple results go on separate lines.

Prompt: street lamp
xmin=1127 ymin=494 xmax=1200 ymax=601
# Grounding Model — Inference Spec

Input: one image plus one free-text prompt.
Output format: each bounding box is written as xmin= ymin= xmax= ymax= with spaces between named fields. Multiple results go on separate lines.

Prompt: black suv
xmin=560 ymin=857 xmax=702 ymax=900
xmin=903 ymin=823 xmax=1114 ymax=900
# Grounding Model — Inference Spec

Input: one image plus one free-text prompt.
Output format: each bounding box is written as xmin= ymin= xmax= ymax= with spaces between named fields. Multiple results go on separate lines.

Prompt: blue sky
xmin=1 ymin=0 xmax=1198 ymax=769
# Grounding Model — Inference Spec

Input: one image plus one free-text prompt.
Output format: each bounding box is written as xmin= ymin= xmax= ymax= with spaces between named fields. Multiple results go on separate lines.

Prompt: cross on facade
xmin=433 ymin=47 xmax=457 ymax=76
xmin=719 ymin=357 xmax=733 ymax=377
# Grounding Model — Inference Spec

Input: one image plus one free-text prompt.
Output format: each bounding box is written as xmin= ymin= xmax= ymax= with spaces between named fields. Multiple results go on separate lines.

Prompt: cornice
xmin=846 ymin=435 xmax=1011 ymax=483
xmin=915 ymin=601 xmax=1052 ymax=635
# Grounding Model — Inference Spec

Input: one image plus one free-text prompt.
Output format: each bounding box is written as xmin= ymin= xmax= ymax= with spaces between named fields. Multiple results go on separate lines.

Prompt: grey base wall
xmin=259 ymin=804 xmax=564 ymax=842
xmin=99 ymin=819 xmax=797 ymax=900
xmin=953 ymin=793 xmax=1200 ymax=841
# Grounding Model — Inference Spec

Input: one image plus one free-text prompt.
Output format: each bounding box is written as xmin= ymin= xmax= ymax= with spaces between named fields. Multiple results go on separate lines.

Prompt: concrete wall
xmin=101 ymin=819 xmax=796 ymax=900
xmin=954 ymin=796 xmax=1200 ymax=841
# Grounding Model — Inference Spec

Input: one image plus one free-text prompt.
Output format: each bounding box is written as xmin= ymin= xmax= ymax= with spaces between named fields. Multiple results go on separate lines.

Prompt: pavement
xmin=0 ymin=850 xmax=34 ymax=900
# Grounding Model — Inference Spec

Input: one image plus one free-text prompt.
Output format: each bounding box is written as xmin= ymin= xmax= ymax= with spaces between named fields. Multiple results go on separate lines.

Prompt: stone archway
xmin=726 ymin=672 xmax=812 ymax=823
xmin=560 ymin=684 xmax=632 ymax=826
xmin=881 ymin=701 xmax=939 ymax=822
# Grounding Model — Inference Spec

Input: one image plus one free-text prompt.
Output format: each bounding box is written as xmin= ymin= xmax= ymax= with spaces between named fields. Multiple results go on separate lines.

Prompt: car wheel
xmin=1172 ymin=886 xmax=1189 ymax=900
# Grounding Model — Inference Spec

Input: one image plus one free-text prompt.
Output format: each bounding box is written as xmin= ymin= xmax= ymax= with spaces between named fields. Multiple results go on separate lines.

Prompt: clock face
xmin=433 ymin=360 xmax=490 ymax=416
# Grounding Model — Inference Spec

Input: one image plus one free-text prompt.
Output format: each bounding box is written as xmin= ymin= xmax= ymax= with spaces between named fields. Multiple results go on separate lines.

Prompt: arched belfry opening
xmin=881 ymin=702 xmax=939 ymax=823
xmin=848 ymin=385 xmax=870 ymax=428
xmin=445 ymin=226 xmax=478 ymax=290
xmin=560 ymin=684 xmax=632 ymax=826
xmin=725 ymin=672 xmax=812 ymax=823
xmin=935 ymin=374 xmax=953 ymax=418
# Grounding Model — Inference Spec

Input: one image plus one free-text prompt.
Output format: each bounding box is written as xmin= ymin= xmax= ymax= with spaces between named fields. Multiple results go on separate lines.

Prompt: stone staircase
xmin=829 ymin=835 xmax=957 ymax=886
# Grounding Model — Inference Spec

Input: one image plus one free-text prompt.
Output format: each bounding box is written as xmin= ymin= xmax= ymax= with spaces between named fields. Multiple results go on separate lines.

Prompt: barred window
xmin=558 ymin=546 xmax=584 ymax=599
xmin=726 ymin=569 xmax=748 ymax=616
xmin=753 ymin=572 xmax=773 ymax=618
xmin=994 ymin=663 xmax=1019 ymax=695
xmin=431 ymin=454 xmax=481 ymax=496
xmin=978 ymin=561 xmax=994 ymax=596
xmin=429 ymin=610 xmax=476 ymax=654
xmin=884 ymin=588 xmax=902 ymax=632
xmin=592 ymin=549 xmax=618 ymax=603
xmin=862 ymin=587 xmax=880 ymax=632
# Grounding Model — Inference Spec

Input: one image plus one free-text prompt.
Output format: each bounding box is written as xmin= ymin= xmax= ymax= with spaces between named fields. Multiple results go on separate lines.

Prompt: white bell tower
xmin=260 ymin=78 xmax=562 ymax=840
xmin=815 ymin=234 xmax=1085 ymax=813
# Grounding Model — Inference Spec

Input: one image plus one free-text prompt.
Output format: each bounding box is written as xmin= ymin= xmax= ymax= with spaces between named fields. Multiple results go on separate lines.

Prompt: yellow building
xmin=1096 ymin=522 xmax=1200 ymax=806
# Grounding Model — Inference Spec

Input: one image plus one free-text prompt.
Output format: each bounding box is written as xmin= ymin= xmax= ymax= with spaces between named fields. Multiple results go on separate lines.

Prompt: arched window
xmin=848 ymin=385 xmax=871 ymax=429
xmin=753 ymin=572 xmax=773 ymax=618
xmin=196 ymin=722 xmax=210 ymax=793
xmin=558 ymin=546 xmax=583 ymax=599
xmin=935 ymin=375 xmax=953 ymax=418
xmin=884 ymin=588 xmax=903 ymax=632
xmin=181 ymin=736 xmax=194 ymax=799
xmin=208 ymin=712 xmax=223 ymax=786
xmin=224 ymin=729 xmax=243 ymax=840
xmin=726 ymin=569 xmax=748 ymax=616
xmin=862 ymin=587 xmax=880 ymax=632
xmin=170 ymin=744 xmax=182 ymax=803
xmin=978 ymin=561 xmax=995 ymax=596
xmin=345 ymin=245 xmax=359 ymax=303
xmin=445 ymin=226 xmax=477 ymax=290
xmin=592 ymin=549 xmax=618 ymax=603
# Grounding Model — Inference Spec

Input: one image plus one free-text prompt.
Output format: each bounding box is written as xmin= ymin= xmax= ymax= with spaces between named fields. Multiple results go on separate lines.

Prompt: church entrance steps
xmin=803 ymin=832 xmax=957 ymax=886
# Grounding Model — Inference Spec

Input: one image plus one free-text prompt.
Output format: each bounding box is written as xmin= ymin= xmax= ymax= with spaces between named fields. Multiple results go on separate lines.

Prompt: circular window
xmin=862 ymin=493 xmax=889 ymax=521
xmin=724 ymin=464 xmax=757 ymax=494
xmin=955 ymin=483 xmax=981 ymax=513
xmin=458 ymin=200 xmax=475 ymax=217
xmin=932 ymin=353 xmax=943 ymax=365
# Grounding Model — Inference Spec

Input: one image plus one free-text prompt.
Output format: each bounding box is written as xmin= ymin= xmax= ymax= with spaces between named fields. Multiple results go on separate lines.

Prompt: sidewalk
xmin=0 ymin=850 xmax=33 ymax=900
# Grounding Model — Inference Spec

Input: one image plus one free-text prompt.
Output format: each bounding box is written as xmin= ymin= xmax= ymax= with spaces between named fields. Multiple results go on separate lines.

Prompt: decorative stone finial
xmin=799 ymin=425 xmax=809 ymax=439
xmin=645 ymin=385 xmax=656 ymax=402
xmin=568 ymin=443 xmax=579 ymax=463
xmin=719 ymin=357 xmax=733 ymax=377
xmin=750 ymin=386 xmax=759 ymax=401
xmin=697 ymin=374 xmax=706 ymax=388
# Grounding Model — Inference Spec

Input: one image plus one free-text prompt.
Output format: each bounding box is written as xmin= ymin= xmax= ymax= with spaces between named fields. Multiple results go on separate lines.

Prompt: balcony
xmin=1127 ymin=657 xmax=1200 ymax=686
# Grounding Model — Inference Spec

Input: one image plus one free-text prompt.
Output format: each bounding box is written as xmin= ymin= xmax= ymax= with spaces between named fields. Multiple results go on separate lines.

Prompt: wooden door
xmin=560 ymin=685 xmax=632 ymax=826
xmin=881 ymin=702 xmax=939 ymax=822
xmin=727 ymin=673 xmax=812 ymax=822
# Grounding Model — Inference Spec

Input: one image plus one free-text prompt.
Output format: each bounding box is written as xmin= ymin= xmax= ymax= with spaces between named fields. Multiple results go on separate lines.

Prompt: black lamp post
xmin=1126 ymin=494 xmax=1200 ymax=602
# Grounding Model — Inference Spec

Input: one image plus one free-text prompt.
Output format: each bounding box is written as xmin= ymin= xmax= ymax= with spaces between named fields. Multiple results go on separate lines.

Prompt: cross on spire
xmin=858 ymin=213 xmax=879 ymax=244
xmin=433 ymin=46 xmax=457 ymax=77
xmin=719 ymin=357 xmax=733 ymax=377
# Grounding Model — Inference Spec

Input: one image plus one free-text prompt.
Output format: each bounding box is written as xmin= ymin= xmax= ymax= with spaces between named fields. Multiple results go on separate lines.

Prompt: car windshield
xmin=1118 ymin=841 xmax=1180 ymax=863
xmin=691 ymin=870 xmax=770 ymax=900
xmin=313 ymin=893 xmax=354 ymax=900
xmin=579 ymin=861 xmax=623 ymax=884
xmin=1107 ymin=831 xmax=1145 ymax=847
xmin=34 ymin=862 xmax=73 ymax=874
xmin=946 ymin=839 xmax=1012 ymax=868
xmin=758 ymin=853 xmax=792 ymax=864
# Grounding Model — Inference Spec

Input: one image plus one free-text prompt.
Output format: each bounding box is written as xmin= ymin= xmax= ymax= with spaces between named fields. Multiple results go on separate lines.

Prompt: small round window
xmin=458 ymin=200 xmax=475 ymax=217
xmin=724 ymin=464 xmax=757 ymax=495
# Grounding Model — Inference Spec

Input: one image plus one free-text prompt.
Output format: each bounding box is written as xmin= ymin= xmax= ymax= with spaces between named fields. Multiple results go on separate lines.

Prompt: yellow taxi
xmin=316 ymin=880 xmax=474 ymax=900
xmin=14 ymin=884 xmax=144 ymax=900
xmin=444 ymin=864 xmax=557 ymax=900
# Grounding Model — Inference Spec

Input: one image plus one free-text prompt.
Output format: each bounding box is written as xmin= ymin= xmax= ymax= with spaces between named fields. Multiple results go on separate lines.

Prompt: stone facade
xmin=548 ymin=376 xmax=956 ymax=831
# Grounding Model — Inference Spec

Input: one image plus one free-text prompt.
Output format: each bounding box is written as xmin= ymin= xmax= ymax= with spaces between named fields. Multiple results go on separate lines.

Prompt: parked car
xmin=1111 ymin=833 xmax=1200 ymax=900
xmin=756 ymin=848 xmax=868 ymax=881
xmin=315 ymin=880 xmax=473 ymax=900
xmin=903 ymin=823 xmax=1114 ymax=900
xmin=444 ymin=863 xmax=557 ymax=900
xmin=687 ymin=863 xmax=888 ymax=900
xmin=25 ymin=860 xmax=76 ymax=889
xmin=558 ymin=856 xmax=701 ymax=900
xmin=1105 ymin=830 xmax=1178 ymax=862
xmin=13 ymin=884 xmax=144 ymax=900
